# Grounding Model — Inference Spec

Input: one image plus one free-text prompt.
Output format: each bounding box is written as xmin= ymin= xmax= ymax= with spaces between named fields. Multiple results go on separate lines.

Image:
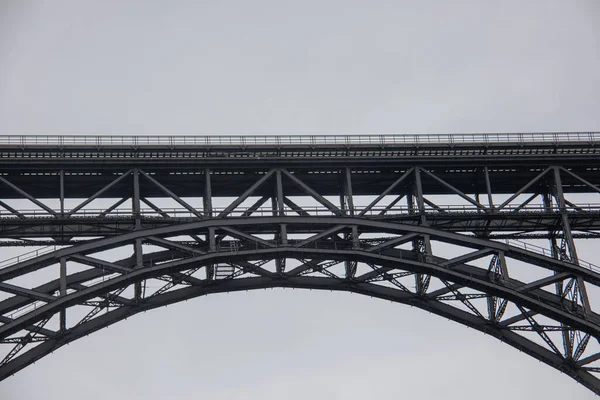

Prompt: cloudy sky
xmin=0 ymin=1 xmax=599 ymax=399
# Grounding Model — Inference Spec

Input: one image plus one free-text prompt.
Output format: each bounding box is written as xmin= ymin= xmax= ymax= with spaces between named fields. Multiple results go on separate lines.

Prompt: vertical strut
xmin=59 ymin=257 xmax=67 ymax=331
xmin=59 ymin=170 xmax=65 ymax=216
xmin=276 ymin=170 xmax=287 ymax=244
xmin=205 ymin=169 xmax=216 ymax=253
xmin=342 ymin=168 xmax=358 ymax=278
xmin=133 ymin=169 xmax=141 ymax=230
xmin=413 ymin=167 xmax=431 ymax=294
xmin=553 ymin=168 xmax=579 ymax=262
xmin=204 ymin=169 xmax=212 ymax=217
xmin=275 ymin=170 xmax=286 ymax=273
xmin=133 ymin=169 xmax=142 ymax=299
xmin=59 ymin=169 xmax=65 ymax=241
xmin=134 ymin=239 xmax=143 ymax=300
xmin=344 ymin=168 xmax=355 ymax=216
xmin=484 ymin=167 xmax=494 ymax=210
xmin=344 ymin=168 xmax=359 ymax=248
xmin=204 ymin=168 xmax=215 ymax=276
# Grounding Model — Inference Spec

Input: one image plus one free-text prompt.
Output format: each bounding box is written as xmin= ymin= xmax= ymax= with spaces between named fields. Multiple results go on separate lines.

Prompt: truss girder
xmin=2 ymin=140 xmax=600 ymax=393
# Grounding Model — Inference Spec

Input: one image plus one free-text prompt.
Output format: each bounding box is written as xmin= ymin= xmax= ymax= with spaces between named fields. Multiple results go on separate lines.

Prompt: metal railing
xmin=1 ymin=235 xmax=598 ymax=275
xmin=0 ymin=132 xmax=598 ymax=147
xmin=0 ymin=246 xmax=58 ymax=269
xmin=1 ymin=203 xmax=599 ymax=218
xmin=500 ymin=238 xmax=600 ymax=273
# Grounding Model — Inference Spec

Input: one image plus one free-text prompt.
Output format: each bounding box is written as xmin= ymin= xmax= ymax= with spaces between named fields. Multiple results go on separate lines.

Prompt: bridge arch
xmin=1 ymin=219 xmax=600 ymax=393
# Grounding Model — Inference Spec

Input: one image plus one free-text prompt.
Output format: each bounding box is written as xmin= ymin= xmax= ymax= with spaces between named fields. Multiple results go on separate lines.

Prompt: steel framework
xmin=1 ymin=133 xmax=600 ymax=393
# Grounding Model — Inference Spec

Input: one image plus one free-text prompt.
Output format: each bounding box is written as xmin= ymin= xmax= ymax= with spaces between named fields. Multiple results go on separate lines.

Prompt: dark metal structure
xmin=1 ymin=133 xmax=600 ymax=393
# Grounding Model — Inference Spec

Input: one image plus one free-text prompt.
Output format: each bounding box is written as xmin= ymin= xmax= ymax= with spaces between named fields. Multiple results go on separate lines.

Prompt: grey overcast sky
xmin=0 ymin=1 xmax=599 ymax=399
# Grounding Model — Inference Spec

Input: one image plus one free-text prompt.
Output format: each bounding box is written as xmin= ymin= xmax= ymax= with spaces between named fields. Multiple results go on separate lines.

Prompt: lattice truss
xmin=1 ymin=165 xmax=600 ymax=393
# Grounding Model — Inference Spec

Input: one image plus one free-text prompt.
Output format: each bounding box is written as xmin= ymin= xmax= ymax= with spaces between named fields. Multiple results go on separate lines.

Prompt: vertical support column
xmin=413 ymin=167 xmax=431 ymax=294
xmin=274 ymin=170 xmax=286 ymax=274
xmin=544 ymin=188 xmax=566 ymax=316
xmin=553 ymin=167 xmax=579 ymax=263
xmin=208 ymin=228 xmax=216 ymax=252
xmin=414 ymin=168 xmax=426 ymax=220
xmin=344 ymin=168 xmax=359 ymax=247
xmin=59 ymin=170 xmax=65 ymax=242
xmin=271 ymin=185 xmax=278 ymax=216
xmin=133 ymin=169 xmax=141 ymax=230
xmin=343 ymin=168 xmax=358 ymax=278
xmin=204 ymin=169 xmax=213 ymax=217
xmin=59 ymin=257 xmax=67 ymax=331
xmin=134 ymin=238 xmax=143 ymax=300
xmin=344 ymin=168 xmax=353 ymax=214
xmin=135 ymin=239 xmax=143 ymax=267
xmin=543 ymin=192 xmax=558 ymax=261
xmin=414 ymin=167 xmax=431 ymax=255
xmin=202 ymin=172 xmax=215 ymax=280
xmin=339 ymin=186 xmax=346 ymax=213
xmin=59 ymin=170 xmax=65 ymax=216
xmin=484 ymin=167 xmax=494 ymax=210
xmin=275 ymin=170 xmax=287 ymax=244
xmin=132 ymin=169 xmax=143 ymax=299
xmin=204 ymin=169 xmax=216 ymax=252
xmin=407 ymin=190 xmax=414 ymax=214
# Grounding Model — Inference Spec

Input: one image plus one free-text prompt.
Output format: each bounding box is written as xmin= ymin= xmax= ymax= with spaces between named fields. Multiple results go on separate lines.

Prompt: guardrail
xmin=0 ymin=246 xmax=58 ymax=269
xmin=0 ymin=132 xmax=599 ymax=147
xmin=500 ymin=238 xmax=600 ymax=273
xmin=1 ymin=203 xmax=599 ymax=218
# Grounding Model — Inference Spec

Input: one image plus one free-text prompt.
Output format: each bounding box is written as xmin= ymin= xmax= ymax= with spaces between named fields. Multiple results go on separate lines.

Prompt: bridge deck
xmin=0 ymin=133 xmax=599 ymax=198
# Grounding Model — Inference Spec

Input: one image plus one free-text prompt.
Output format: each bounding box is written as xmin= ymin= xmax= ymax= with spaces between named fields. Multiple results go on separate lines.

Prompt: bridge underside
xmin=1 ymin=134 xmax=600 ymax=394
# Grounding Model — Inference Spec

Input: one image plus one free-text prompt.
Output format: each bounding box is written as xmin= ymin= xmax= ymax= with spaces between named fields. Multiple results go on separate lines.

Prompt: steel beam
xmin=67 ymin=170 xmax=132 ymax=216
xmin=281 ymin=169 xmax=343 ymax=215
xmin=139 ymin=170 xmax=202 ymax=218
xmin=0 ymin=176 xmax=56 ymax=216
xmin=218 ymin=169 xmax=275 ymax=218
xmin=358 ymin=168 xmax=413 ymax=216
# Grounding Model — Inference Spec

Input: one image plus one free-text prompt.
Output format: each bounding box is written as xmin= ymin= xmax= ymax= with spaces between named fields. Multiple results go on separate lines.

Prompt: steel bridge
xmin=1 ymin=132 xmax=600 ymax=393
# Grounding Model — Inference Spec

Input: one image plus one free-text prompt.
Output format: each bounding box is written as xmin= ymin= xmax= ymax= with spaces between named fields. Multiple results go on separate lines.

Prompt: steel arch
xmin=2 ymin=276 xmax=599 ymax=392
xmin=1 ymin=219 xmax=600 ymax=393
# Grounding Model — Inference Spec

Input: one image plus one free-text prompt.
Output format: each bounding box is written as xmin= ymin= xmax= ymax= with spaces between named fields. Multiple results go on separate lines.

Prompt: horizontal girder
xmin=0 ymin=210 xmax=598 ymax=239
xmin=1 ymin=167 xmax=600 ymax=199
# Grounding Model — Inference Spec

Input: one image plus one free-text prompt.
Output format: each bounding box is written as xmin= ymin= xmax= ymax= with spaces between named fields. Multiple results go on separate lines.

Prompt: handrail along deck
xmin=0 ymin=132 xmax=599 ymax=148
